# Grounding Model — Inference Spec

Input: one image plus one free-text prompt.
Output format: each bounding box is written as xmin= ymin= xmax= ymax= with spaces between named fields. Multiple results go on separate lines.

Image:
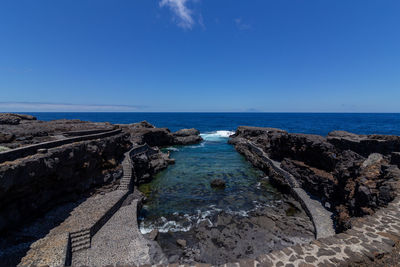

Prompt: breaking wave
xmin=200 ymin=130 xmax=235 ymax=142
xmin=139 ymin=200 xmax=280 ymax=234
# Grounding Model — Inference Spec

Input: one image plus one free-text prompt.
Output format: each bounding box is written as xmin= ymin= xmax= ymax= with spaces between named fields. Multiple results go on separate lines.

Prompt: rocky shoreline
xmin=152 ymin=195 xmax=314 ymax=265
xmin=229 ymin=126 xmax=400 ymax=232
xmin=1 ymin=113 xmax=400 ymax=266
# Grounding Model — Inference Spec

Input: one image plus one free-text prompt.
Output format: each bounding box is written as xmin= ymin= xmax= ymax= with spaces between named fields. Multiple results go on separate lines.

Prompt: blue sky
xmin=0 ymin=0 xmax=399 ymax=112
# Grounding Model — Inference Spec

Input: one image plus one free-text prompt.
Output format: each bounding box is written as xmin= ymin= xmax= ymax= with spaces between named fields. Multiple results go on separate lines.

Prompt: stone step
xmin=71 ymin=242 xmax=91 ymax=253
xmin=71 ymin=238 xmax=91 ymax=249
xmin=71 ymin=232 xmax=90 ymax=243
xmin=70 ymin=229 xmax=90 ymax=238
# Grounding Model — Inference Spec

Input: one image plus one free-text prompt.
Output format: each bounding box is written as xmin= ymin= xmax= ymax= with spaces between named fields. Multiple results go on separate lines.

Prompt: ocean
xmin=31 ymin=112 xmax=400 ymax=136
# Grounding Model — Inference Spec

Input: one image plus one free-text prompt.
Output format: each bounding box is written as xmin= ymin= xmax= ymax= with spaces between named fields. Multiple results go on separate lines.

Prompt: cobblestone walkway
xmin=72 ymin=199 xmax=167 ymax=266
xmin=17 ymin=190 xmax=127 ymax=267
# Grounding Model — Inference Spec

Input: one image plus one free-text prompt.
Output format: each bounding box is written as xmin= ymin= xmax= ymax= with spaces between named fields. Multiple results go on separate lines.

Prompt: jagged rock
xmin=0 ymin=132 xmax=14 ymax=143
xmin=176 ymin=239 xmax=187 ymax=248
xmin=146 ymin=229 xmax=159 ymax=241
xmin=231 ymin=126 xmax=338 ymax=172
xmin=0 ymin=114 xmax=21 ymax=125
xmin=131 ymin=146 xmax=171 ymax=185
xmin=124 ymin=122 xmax=202 ymax=146
xmin=281 ymin=158 xmax=337 ymax=201
xmin=328 ymin=130 xmax=400 ymax=157
xmin=210 ymin=179 xmax=226 ymax=188
xmin=0 ymin=113 xmax=37 ymax=125
xmin=173 ymin=128 xmax=200 ymax=137
xmin=172 ymin=128 xmax=203 ymax=145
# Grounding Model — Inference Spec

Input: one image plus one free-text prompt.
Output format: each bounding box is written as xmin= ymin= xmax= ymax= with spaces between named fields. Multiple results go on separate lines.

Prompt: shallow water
xmin=138 ymin=131 xmax=282 ymax=233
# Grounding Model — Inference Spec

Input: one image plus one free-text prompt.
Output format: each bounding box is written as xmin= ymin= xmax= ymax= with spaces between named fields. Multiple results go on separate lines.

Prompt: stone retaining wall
xmin=62 ymin=128 xmax=116 ymax=137
xmin=0 ymin=128 xmax=121 ymax=163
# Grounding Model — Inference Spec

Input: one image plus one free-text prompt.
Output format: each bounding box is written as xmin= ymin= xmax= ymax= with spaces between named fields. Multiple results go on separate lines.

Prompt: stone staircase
xmin=70 ymin=229 xmax=91 ymax=253
xmin=118 ymin=153 xmax=133 ymax=191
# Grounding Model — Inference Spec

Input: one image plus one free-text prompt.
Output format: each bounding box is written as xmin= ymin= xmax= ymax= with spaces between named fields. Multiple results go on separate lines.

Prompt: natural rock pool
xmin=138 ymin=131 xmax=281 ymax=232
xmin=138 ymin=131 xmax=314 ymax=264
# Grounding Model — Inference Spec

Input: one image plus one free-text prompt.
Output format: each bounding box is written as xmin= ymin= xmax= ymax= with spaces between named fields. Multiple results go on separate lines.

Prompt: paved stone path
xmin=71 ymin=198 xmax=167 ymax=266
xmin=250 ymin=196 xmax=400 ymax=266
xmin=17 ymin=145 xmax=160 ymax=267
xmin=18 ymin=190 xmax=127 ymax=267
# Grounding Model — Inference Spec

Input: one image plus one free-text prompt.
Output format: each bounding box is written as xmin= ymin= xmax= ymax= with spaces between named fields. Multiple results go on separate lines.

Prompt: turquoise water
xmin=138 ymin=131 xmax=282 ymax=233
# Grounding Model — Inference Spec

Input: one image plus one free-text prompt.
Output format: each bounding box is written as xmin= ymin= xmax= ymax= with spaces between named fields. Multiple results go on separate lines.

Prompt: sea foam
xmin=200 ymin=130 xmax=235 ymax=141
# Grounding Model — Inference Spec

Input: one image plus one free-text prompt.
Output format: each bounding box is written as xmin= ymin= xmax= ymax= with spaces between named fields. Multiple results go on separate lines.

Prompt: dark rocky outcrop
xmin=0 ymin=132 xmax=131 ymax=233
xmin=172 ymin=128 xmax=202 ymax=145
xmin=0 ymin=115 xmax=114 ymax=149
xmin=327 ymin=130 xmax=400 ymax=157
xmin=0 ymin=113 xmax=36 ymax=125
xmin=230 ymin=126 xmax=338 ymax=172
xmin=157 ymin=199 xmax=314 ymax=265
xmin=121 ymin=121 xmax=202 ymax=147
xmin=131 ymin=145 xmax=172 ymax=185
xmin=230 ymin=126 xmax=400 ymax=231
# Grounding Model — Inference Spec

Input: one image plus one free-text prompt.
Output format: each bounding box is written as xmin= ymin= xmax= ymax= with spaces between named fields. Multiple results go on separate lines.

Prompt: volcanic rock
xmin=229 ymin=126 xmax=400 ymax=231
xmin=123 ymin=122 xmax=202 ymax=146
xmin=210 ymin=179 xmax=226 ymax=188
xmin=176 ymin=239 xmax=187 ymax=247
xmin=328 ymin=130 xmax=400 ymax=157
xmin=172 ymin=128 xmax=203 ymax=145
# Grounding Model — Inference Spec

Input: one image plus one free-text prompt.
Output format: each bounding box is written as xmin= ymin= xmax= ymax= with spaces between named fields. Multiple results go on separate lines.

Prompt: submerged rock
xmin=210 ymin=179 xmax=226 ymax=188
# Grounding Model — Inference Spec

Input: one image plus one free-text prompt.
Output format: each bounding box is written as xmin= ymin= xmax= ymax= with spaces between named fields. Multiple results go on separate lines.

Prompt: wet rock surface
xmin=210 ymin=178 xmax=226 ymax=188
xmin=155 ymin=199 xmax=314 ymax=265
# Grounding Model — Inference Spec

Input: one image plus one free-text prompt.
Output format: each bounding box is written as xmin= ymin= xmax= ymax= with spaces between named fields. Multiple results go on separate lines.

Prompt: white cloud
xmin=235 ymin=18 xmax=251 ymax=31
xmin=159 ymin=0 xmax=196 ymax=29
xmin=0 ymin=102 xmax=145 ymax=112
